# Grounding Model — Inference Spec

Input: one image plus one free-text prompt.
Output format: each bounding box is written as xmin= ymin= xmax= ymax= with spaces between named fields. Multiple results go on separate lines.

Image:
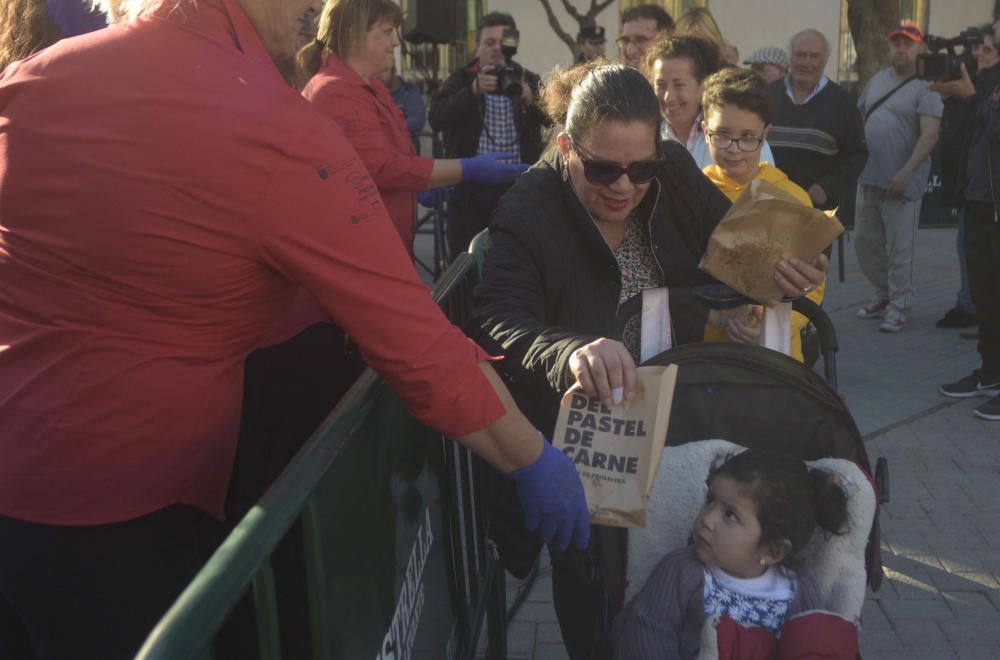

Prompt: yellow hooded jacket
xmin=701 ymin=163 xmax=825 ymax=363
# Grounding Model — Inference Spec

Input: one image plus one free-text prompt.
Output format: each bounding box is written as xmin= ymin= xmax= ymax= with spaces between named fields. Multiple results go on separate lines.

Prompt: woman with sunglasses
xmin=469 ymin=61 xmax=828 ymax=660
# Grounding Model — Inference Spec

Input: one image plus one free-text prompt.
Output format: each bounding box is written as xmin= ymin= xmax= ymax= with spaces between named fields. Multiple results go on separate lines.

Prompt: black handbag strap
xmin=864 ymin=74 xmax=916 ymax=122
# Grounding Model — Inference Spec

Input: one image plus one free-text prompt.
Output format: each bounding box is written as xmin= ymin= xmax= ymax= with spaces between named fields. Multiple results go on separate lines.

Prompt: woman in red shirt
xmin=299 ymin=0 xmax=527 ymax=256
xmin=0 ymin=0 xmax=587 ymax=656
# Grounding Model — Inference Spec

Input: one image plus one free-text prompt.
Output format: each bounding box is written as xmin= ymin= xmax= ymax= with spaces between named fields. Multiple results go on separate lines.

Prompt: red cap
xmin=888 ymin=23 xmax=924 ymax=43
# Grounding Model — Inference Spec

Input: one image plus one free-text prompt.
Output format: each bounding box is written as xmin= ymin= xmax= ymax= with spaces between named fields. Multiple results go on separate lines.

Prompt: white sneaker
xmin=879 ymin=310 xmax=905 ymax=333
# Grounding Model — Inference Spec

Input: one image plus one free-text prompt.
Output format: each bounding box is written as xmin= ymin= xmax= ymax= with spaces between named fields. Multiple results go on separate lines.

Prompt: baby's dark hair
xmin=710 ymin=449 xmax=848 ymax=567
xmin=540 ymin=60 xmax=661 ymax=143
xmin=701 ymin=67 xmax=772 ymax=126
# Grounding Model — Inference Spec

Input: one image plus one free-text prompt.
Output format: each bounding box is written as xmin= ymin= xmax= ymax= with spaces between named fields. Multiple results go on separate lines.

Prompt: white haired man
xmin=767 ymin=29 xmax=868 ymax=212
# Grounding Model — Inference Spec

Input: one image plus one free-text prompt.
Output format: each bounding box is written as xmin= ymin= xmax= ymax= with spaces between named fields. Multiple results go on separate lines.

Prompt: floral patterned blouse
xmin=612 ymin=215 xmax=662 ymax=361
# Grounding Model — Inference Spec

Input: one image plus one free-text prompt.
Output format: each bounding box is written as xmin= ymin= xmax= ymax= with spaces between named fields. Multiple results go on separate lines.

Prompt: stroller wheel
xmin=875 ymin=457 xmax=890 ymax=504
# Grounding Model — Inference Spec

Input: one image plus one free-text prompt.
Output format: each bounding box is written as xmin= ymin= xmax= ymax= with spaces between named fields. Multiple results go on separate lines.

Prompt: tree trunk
xmin=846 ymin=0 xmax=900 ymax=91
xmin=536 ymin=0 xmax=616 ymax=61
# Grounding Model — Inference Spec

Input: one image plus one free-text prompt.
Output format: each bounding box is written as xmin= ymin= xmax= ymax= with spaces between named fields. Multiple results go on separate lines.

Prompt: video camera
xmin=484 ymin=28 xmax=524 ymax=99
xmin=916 ymin=27 xmax=984 ymax=82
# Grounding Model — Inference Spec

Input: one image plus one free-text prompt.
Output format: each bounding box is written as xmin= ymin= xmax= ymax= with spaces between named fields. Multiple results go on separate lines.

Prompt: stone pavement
xmin=440 ymin=226 xmax=1000 ymax=660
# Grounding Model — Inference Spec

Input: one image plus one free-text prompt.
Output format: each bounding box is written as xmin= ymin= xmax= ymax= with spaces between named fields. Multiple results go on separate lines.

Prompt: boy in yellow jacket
xmin=699 ymin=67 xmax=824 ymax=363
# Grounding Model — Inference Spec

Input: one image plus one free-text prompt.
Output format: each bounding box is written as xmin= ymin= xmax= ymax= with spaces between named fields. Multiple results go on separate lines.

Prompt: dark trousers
xmin=965 ymin=201 xmax=1000 ymax=378
xmin=550 ymin=527 xmax=627 ymax=660
xmin=0 ymin=324 xmax=361 ymax=660
xmin=0 ymin=505 xmax=217 ymax=660
xmin=446 ymin=182 xmax=510 ymax=261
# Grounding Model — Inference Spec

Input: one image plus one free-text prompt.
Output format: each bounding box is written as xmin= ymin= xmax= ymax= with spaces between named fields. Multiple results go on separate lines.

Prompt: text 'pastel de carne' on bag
xmin=552 ymin=365 xmax=678 ymax=528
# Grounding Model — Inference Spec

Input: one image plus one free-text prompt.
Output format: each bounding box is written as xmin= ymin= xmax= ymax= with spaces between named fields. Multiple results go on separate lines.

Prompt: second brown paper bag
xmin=699 ymin=179 xmax=843 ymax=307
xmin=551 ymin=365 xmax=678 ymax=528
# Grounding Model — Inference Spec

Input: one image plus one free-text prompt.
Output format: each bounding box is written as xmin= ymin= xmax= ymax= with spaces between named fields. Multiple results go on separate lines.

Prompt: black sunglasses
xmin=569 ymin=139 xmax=664 ymax=186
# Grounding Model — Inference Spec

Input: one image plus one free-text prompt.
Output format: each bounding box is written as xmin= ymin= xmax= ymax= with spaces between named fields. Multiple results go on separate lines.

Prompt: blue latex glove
xmin=417 ymin=187 xmax=453 ymax=208
xmin=508 ymin=438 xmax=590 ymax=552
xmin=459 ymin=152 xmax=531 ymax=185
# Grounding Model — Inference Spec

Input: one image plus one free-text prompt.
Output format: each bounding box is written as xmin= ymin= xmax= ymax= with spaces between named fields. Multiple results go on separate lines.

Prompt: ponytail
xmin=712 ymin=450 xmax=850 ymax=568
xmin=296 ymin=38 xmax=325 ymax=85
xmin=807 ymin=467 xmax=848 ymax=536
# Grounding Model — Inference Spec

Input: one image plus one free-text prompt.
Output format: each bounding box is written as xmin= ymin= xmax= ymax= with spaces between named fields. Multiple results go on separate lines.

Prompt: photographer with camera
xmin=931 ymin=23 xmax=1000 ymax=420
xmin=429 ymin=11 xmax=545 ymax=260
xmin=935 ymin=24 xmax=1000 ymax=331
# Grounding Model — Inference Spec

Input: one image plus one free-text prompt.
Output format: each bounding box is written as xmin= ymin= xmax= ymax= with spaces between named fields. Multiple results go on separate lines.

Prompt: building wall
xmin=927 ymin=0 xmax=993 ymax=38
xmin=486 ymin=0 xmax=994 ymax=83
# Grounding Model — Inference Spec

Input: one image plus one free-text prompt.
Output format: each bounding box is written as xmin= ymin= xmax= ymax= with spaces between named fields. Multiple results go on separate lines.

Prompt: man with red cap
xmin=853 ymin=23 xmax=943 ymax=332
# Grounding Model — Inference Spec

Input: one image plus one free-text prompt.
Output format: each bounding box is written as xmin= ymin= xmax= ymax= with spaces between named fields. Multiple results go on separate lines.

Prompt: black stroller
xmin=560 ymin=293 xmax=889 ymax=660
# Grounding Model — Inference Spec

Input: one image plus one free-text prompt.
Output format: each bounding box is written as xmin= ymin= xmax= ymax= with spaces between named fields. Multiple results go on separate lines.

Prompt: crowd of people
xmin=0 ymin=1 xmax=998 ymax=659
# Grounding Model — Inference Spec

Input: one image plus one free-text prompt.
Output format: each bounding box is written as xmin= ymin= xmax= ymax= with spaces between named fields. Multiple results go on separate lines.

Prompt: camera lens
xmin=503 ymin=80 xmax=523 ymax=98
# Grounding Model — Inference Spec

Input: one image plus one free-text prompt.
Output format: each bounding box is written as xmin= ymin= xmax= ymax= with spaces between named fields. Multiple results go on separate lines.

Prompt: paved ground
xmin=420 ymin=225 xmax=1000 ymax=660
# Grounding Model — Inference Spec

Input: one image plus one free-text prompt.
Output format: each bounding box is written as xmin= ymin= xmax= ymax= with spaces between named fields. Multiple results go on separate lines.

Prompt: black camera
xmin=485 ymin=28 xmax=524 ymax=98
xmin=917 ymin=27 xmax=984 ymax=81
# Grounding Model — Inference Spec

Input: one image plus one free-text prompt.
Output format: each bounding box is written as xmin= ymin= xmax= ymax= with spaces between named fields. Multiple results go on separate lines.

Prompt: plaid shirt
xmin=477 ymin=94 xmax=520 ymax=163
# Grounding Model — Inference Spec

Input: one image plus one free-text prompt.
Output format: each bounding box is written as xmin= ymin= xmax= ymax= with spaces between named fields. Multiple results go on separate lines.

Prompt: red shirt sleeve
xmin=309 ymin=80 xmax=434 ymax=193
xmin=254 ymin=117 xmax=503 ymax=438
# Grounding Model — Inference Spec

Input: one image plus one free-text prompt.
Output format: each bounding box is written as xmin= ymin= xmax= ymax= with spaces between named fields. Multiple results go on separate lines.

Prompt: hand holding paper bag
xmin=699 ymin=179 xmax=842 ymax=307
xmin=552 ymin=365 xmax=679 ymax=528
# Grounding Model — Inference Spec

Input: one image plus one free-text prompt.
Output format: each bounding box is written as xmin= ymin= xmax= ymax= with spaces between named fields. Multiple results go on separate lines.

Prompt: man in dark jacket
xmin=935 ymin=44 xmax=1000 ymax=421
xmin=767 ymin=29 xmax=868 ymax=210
xmin=428 ymin=11 xmax=545 ymax=259
xmin=936 ymin=25 xmax=1000 ymax=329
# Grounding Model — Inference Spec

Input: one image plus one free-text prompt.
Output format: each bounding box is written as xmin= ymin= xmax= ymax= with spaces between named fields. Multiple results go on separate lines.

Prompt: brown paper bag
xmin=551 ymin=365 xmax=678 ymax=528
xmin=698 ymin=179 xmax=844 ymax=307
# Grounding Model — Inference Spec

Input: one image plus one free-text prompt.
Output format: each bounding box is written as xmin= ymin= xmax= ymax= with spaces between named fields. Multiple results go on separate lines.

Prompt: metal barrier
xmin=137 ymin=253 xmax=505 ymax=660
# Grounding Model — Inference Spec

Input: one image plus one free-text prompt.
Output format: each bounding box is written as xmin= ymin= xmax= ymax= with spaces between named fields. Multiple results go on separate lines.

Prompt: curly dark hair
xmin=709 ymin=449 xmax=848 ymax=567
xmin=701 ymin=66 xmax=772 ymax=125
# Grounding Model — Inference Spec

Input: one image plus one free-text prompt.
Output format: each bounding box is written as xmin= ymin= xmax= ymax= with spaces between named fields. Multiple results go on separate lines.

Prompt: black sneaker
xmin=936 ymin=307 xmax=978 ymax=329
xmin=940 ymin=371 xmax=1000 ymax=398
xmin=974 ymin=397 xmax=1000 ymax=421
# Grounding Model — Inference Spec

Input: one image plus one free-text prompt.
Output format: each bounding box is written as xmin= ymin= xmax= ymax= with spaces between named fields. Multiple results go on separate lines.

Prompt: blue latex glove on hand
xmin=508 ymin=438 xmax=590 ymax=552
xmin=460 ymin=152 xmax=531 ymax=185
xmin=417 ymin=187 xmax=453 ymax=208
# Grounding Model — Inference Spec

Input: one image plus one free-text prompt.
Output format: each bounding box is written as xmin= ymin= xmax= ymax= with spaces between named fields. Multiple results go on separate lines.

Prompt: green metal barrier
xmin=137 ymin=254 xmax=506 ymax=660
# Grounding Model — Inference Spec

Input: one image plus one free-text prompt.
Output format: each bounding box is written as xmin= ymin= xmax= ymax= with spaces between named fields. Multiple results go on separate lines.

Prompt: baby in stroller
xmin=613 ymin=448 xmax=859 ymax=659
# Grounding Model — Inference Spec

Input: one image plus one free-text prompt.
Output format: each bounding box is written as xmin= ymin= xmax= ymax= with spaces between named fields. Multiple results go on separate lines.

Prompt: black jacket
xmin=428 ymin=59 xmax=546 ymax=163
xmin=975 ymin=79 xmax=1000 ymax=212
xmin=470 ymin=141 xmax=732 ymax=437
xmin=940 ymin=63 xmax=1000 ymax=206
xmin=767 ymin=79 xmax=868 ymax=209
